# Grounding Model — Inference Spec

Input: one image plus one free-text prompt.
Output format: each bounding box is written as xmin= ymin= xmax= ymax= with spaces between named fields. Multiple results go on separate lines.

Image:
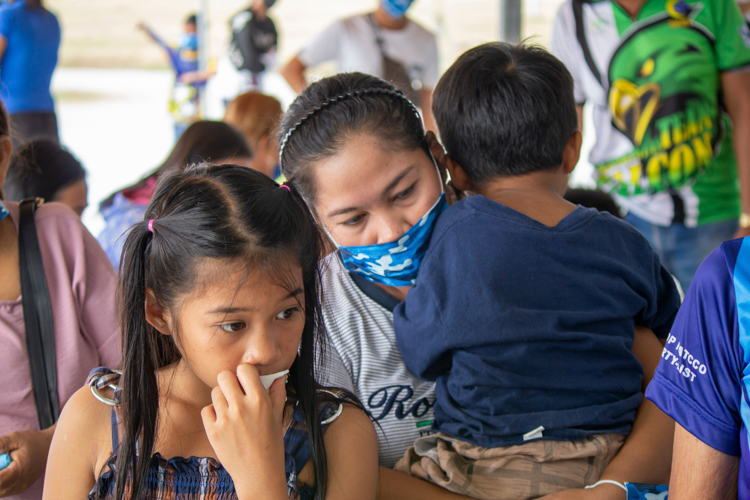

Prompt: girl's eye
xmin=277 ymin=307 xmax=301 ymax=320
xmin=395 ymin=184 xmax=416 ymax=200
xmin=342 ymin=214 xmax=365 ymax=227
xmin=220 ymin=322 xmax=246 ymax=333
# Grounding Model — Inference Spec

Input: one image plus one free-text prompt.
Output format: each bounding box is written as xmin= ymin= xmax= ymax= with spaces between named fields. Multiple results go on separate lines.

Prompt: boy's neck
xmin=373 ymin=8 xmax=409 ymax=30
xmin=474 ymin=169 xmax=577 ymax=227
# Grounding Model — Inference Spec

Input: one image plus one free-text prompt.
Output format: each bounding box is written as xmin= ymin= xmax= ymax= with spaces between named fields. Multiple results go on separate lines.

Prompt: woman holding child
xmin=279 ymin=44 xmax=681 ymax=499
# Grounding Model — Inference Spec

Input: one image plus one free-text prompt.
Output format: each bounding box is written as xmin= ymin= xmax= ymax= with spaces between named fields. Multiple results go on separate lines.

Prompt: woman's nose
xmin=377 ymin=216 xmax=411 ymax=245
xmin=242 ymin=327 xmax=282 ymax=367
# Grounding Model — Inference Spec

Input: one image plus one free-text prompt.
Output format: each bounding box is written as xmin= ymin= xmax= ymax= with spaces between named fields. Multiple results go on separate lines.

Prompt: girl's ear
xmin=145 ymin=287 xmax=172 ymax=336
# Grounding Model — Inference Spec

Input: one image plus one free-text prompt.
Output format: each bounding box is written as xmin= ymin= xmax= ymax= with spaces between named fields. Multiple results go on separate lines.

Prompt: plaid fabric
xmin=395 ymin=432 xmax=625 ymax=500
xmin=86 ymin=367 xmax=341 ymax=500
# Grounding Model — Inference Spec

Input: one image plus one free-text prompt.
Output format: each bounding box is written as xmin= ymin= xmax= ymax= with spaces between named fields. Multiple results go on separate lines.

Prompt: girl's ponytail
xmin=113 ymin=220 xmax=179 ymax=500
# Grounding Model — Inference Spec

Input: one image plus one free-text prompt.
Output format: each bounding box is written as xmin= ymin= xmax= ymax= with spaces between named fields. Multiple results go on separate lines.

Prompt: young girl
xmin=43 ymin=164 xmax=378 ymax=499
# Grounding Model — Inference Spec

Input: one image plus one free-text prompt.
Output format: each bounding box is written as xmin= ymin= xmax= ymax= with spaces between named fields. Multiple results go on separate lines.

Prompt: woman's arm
xmin=377 ymin=468 xmax=479 ymax=500
xmin=281 ymin=56 xmax=308 ymax=94
xmin=0 ymin=425 xmax=55 ymax=496
xmin=42 ymin=386 xmax=111 ymax=499
xmin=669 ymin=424 xmax=739 ymax=500
xmin=539 ymin=327 xmax=675 ymax=500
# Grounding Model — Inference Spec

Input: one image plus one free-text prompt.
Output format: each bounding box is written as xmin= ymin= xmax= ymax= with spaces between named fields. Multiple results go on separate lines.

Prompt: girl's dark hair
xmin=110 ymin=164 xmax=332 ymax=500
xmin=278 ymin=72 xmax=427 ymax=205
xmin=99 ymin=120 xmax=252 ymax=210
xmin=5 ymin=140 xmax=86 ymax=202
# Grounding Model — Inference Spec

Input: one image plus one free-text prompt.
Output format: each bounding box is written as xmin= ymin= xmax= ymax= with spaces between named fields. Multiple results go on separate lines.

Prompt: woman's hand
xmin=536 ymin=484 xmax=624 ymax=500
xmin=202 ymin=364 xmax=288 ymax=500
xmin=0 ymin=426 xmax=55 ymax=497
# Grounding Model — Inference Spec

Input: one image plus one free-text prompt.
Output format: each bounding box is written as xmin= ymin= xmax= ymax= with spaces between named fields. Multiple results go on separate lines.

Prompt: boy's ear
xmin=562 ymin=130 xmax=583 ymax=175
xmin=145 ymin=287 xmax=172 ymax=336
xmin=445 ymin=156 xmax=475 ymax=193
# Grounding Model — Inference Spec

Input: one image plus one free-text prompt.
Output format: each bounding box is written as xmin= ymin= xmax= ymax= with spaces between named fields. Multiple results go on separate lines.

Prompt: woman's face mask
xmin=380 ymin=0 xmax=415 ymax=19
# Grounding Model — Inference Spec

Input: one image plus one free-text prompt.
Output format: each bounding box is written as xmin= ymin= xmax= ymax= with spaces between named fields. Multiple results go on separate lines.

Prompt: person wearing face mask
xmin=280 ymin=0 xmax=438 ymax=131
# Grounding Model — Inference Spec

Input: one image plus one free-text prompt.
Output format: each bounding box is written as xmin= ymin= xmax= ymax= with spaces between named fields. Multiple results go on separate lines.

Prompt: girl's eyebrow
xmin=325 ymin=165 xmax=415 ymax=219
xmin=207 ymin=288 xmax=304 ymax=315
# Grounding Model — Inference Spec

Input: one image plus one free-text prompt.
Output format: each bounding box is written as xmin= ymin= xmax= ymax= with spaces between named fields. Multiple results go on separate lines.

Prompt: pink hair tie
xmin=280 ymin=184 xmax=291 ymax=192
xmin=148 ymin=219 xmax=155 ymax=233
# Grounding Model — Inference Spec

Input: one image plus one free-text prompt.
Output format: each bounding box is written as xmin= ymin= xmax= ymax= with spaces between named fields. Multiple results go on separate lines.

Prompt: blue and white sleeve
xmin=646 ymin=240 xmax=745 ymax=456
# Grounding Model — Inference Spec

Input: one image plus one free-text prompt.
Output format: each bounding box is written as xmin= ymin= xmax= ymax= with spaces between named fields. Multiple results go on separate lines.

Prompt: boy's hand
xmin=202 ymin=364 xmax=288 ymax=500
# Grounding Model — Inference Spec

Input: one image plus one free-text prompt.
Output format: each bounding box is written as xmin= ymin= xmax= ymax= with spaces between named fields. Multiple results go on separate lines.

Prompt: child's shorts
xmin=394 ymin=432 xmax=626 ymax=500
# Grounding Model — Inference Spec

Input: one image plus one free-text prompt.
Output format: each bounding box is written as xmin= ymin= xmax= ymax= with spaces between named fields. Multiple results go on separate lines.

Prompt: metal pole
xmin=499 ymin=0 xmax=522 ymax=43
xmin=196 ymin=0 xmax=209 ymax=117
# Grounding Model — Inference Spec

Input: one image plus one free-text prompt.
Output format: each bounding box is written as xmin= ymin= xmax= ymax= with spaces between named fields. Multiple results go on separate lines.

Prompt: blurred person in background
xmin=551 ymin=0 xmax=750 ymax=291
xmin=281 ymin=0 xmax=438 ymax=130
xmin=228 ymin=0 xmax=278 ymax=92
xmin=138 ymin=14 xmax=204 ymax=140
xmin=0 ymin=100 xmax=120 ymax=500
xmin=0 ymin=0 xmax=60 ymax=146
xmin=4 ymin=140 xmax=87 ymax=217
xmin=97 ymin=120 xmax=252 ymax=269
xmin=223 ymin=91 xmax=283 ymax=180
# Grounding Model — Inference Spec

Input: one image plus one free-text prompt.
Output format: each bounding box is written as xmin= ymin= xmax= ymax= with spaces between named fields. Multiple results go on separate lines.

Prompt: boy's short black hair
xmin=185 ymin=14 xmax=197 ymax=26
xmin=432 ymin=42 xmax=578 ymax=184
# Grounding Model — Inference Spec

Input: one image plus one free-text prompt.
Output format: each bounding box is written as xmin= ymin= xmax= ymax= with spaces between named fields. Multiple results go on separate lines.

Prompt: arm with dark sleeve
xmin=634 ymin=240 xmax=682 ymax=338
xmin=393 ymin=235 xmax=453 ymax=381
xmin=0 ymin=7 xmax=13 ymax=67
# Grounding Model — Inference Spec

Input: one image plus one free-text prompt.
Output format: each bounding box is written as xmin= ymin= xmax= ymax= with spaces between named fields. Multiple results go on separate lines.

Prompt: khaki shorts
xmin=394 ymin=432 xmax=625 ymax=500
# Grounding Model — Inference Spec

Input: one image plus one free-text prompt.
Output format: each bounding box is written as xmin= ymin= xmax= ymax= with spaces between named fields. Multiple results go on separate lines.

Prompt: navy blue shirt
xmin=394 ymin=196 xmax=681 ymax=448
xmin=0 ymin=1 xmax=60 ymax=113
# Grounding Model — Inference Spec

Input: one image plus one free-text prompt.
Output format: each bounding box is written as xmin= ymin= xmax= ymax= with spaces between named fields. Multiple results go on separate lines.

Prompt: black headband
xmin=278 ymin=87 xmax=421 ymax=168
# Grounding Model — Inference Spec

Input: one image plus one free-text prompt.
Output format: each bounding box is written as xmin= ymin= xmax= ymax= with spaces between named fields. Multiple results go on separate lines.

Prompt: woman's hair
xmin=99 ymin=121 xmax=252 ymax=210
xmin=0 ymin=100 xmax=9 ymax=201
xmin=5 ymin=140 xmax=86 ymax=202
xmin=109 ymin=164 xmax=332 ymax=500
xmin=278 ymin=72 xmax=427 ymax=206
xmin=224 ymin=91 xmax=283 ymax=151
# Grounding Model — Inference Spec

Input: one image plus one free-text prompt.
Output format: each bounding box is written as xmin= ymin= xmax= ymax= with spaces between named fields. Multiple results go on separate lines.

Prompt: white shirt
xmin=317 ymin=254 xmax=436 ymax=468
xmin=298 ymin=13 xmax=439 ymax=90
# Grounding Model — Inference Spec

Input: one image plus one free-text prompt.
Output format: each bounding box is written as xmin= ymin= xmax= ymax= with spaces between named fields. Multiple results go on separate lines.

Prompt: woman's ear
xmin=145 ymin=287 xmax=172 ymax=336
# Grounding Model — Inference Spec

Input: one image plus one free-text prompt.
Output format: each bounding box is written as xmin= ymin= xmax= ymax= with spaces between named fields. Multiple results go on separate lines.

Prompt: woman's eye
xmin=220 ymin=322 xmax=246 ymax=333
xmin=395 ymin=184 xmax=416 ymax=200
xmin=277 ymin=307 xmax=301 ymax=320
xmin=342 ymin=214 xmax=365 ymax=226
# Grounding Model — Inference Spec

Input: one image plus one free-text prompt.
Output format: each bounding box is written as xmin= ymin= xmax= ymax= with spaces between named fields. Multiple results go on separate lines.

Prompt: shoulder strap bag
xmin=18 ymin=198 xmax=59 ymax=430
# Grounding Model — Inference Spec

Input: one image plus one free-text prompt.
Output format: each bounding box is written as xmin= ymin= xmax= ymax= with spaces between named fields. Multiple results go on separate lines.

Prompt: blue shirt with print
xmin=647 ymin=237 xmax=750 ymax=498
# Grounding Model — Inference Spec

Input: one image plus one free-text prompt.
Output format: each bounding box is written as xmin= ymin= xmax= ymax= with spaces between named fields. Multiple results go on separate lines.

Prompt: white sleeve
xmin=317 ymin=341 xmax=356 ymax=394
xmin=297 ymin=20 xmax=343 ymax=68
xmin=421 ymin=35 xmax=439 ymax=89
xmin=550 ymin=1 xmax=587 ymax=104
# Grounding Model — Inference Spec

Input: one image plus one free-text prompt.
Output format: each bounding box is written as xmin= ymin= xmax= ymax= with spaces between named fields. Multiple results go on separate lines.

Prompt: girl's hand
xmin=201 ymin=364 xmax=288 ymax=500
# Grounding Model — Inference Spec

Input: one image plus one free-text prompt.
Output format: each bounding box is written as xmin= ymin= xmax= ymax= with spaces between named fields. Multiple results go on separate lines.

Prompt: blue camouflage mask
xmin=338 ymin=192 xmax=447 ymax=287
xmin=0 ymin=200 xmax=8 ymax=224
xmin=380 ymin=0 xmax=415 ymax=19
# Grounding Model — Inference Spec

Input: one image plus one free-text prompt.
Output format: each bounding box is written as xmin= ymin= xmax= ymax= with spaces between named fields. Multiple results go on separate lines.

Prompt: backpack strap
xmin=572 ymin=0 xmax=605 ymax=88
xmin=18 ymin=198 xmax=59 ymax=430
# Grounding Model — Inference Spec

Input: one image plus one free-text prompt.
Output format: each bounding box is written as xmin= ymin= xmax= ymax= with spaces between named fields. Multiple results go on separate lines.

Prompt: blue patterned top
xmin=86 ymin=368 xmax=342 ymax=500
